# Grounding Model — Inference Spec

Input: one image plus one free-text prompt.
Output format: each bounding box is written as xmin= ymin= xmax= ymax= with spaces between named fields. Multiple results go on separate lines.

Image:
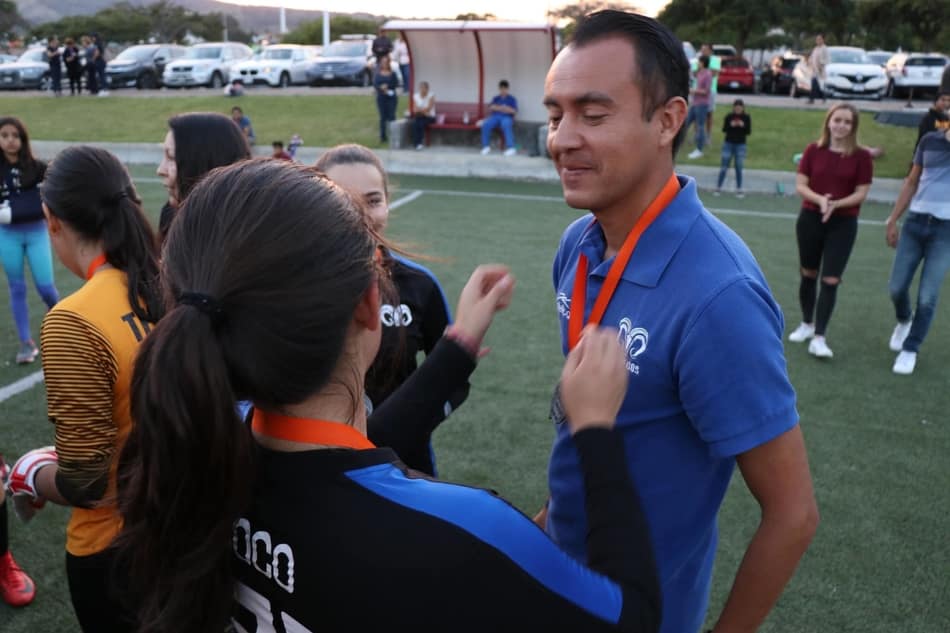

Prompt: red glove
xmin=6 ymin=447 xmax=57 ymax=522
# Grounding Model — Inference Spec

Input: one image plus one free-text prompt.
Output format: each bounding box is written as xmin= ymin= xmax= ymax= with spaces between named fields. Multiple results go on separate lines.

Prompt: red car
xmin=717 ymin=56 xmax=755 ymax=92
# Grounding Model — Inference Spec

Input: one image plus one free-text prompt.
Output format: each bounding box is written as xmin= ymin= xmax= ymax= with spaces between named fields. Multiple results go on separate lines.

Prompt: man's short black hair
xmin=573 ymin=10 xmax=690 ymax=154
xmin=499 ymin=79 xmax=509 ymax=89
xmin=273 ymin=141 xmax=284 ymax=148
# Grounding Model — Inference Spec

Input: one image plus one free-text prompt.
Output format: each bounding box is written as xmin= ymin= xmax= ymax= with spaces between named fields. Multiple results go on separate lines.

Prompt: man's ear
xmin=353 ymin=280 xmax=381 ymax=332
xmin=657 ymin=96 xmax=689 ymax=150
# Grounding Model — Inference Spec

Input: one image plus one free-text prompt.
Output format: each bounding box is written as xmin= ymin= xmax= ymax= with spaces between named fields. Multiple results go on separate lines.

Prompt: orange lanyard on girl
xmin=85 ymin=253 xmax=108 ymax=281
xmin=567 ymin=174 xmax=681 ymax=350
xmin=251 ymin=408 xmax=376 ymax=450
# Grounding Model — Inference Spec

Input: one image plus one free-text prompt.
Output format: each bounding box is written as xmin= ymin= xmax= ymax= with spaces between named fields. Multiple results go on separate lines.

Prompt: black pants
xmin=67 ymin=71 xmax=82 ymax=95
xmin=810 ymin=77 xmax=824 ymax=102
xmin=411 ymin=114 xmax=435 ymax=146
xmin=66 ymin=549 xmax=135 ymax=633
xmin=85 ymin=65 xmax=98 ymax=94
xmin=796 ymin=210 xmax=858 ymax=334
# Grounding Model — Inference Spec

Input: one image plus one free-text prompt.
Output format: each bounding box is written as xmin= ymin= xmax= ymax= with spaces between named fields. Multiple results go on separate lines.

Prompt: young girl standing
xmin=6 ymin=146 xmax=163 ymax=631
xmin=0 ymin=117 xmax=59 ymax=364
xmin=316 ymin=144 xmax=464 ymax=475
xmin=790 ymin=103 xmax=873 ymax=358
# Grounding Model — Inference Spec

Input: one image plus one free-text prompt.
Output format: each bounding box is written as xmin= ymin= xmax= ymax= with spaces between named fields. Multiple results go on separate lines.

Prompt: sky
xmin=220 ymin=0 xmax=669 ymax=22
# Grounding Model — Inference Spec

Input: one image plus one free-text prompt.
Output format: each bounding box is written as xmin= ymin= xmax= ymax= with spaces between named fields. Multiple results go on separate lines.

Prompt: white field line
xmin=0 ymin=370 xmax=44 ymax=403
xmin=390 ymin=190 xmax=424 ymax=209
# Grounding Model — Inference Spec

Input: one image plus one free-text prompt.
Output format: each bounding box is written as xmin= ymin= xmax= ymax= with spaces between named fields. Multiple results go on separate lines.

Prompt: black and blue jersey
xmin=232 ymin=427 xmax=661 ymax=633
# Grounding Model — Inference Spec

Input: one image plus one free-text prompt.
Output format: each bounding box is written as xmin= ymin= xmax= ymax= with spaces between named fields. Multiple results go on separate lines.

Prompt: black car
xmin=760 ymin=55 xmax=802 ymax=95
xmin=106 ymin=44 xmax=186 ymax=89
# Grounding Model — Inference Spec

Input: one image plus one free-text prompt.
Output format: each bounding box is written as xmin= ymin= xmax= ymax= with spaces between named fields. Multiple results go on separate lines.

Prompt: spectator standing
xmin=480 ymin=79 xmax=518 ymax=156
xmin=46 ymin=36 xmax=63 ymax=96
xmin=63 ymin=38 xmax=82 ymax=96
xmin=287 ymin=134 xmax=303 ymax=158
xmin=685 ymin=55 xmax=712 ymax=159
xmin=372 ymin=28 xmax=393 ymax=65
xmin=411 ymin=81 xmax=436 ymax=150
xmin=542 ymin=11 xmax=817 ymax=633
xmin=790 ymin=103 xmax=873 ymax=358
xmin=92 ymin=33 xmax=108 ymax=96
xmin=691 ymin=43 xmax=720 ymax=142
xmin=884 ymin=65 xmax=950 ymax=375
xmin=81 ymin=36 xmax=99 ymax=95
xmin=914 ymin=90 xmax=950 ymax=150
xmin=230 ymin=106 xmax=255 ymax=145
xmin=715 ymin=98 xmax=751 ymax=196
xmin=394 ymin=36 xmax=411 ymax=94
xmin=808 ymin=35 xmax=829 ymax=104
xmin=373 ymin=57 xmax=399 ymax=144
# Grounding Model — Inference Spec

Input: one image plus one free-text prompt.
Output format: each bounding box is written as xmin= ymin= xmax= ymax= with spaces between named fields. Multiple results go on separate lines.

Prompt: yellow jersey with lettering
xmin=40 ymin=268 xmax=152 ymax=557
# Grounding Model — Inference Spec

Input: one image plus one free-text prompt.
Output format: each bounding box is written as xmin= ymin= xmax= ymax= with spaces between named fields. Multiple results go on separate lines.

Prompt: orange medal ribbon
xmin=567 ymin=174 xmax=681 ymax=350
xmin=85 ymin=254 xmax=108 ymax=281
xmin=251 ymin=409 xmax=376 ymax=450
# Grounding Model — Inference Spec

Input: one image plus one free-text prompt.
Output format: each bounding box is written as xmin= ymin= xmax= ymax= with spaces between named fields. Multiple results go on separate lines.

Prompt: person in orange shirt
xmin=6 ymin=145 xmax=163 ymax=632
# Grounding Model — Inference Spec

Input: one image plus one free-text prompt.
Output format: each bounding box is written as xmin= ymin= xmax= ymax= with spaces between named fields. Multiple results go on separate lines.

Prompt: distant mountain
xmin=17 ymin=1 xmax=379 ymax=34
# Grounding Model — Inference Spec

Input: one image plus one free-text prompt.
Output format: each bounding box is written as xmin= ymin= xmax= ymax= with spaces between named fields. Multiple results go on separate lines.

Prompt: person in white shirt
xmin=411 ymin=81 xmax=436 ymax=150
xmin=395 ymin=38 xmax=411 ymax=94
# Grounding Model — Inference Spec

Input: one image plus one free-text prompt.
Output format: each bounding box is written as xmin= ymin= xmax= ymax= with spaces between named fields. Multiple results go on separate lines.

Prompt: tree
xmin=548 ymin=1 xmax=640 ymax=44
xmin=0 ymin=0 xmax=27 ymax=39
xmin=283 ymin=15 xmax=379 ymax=45
xmin=660 ymin=0 xmax=783 ymax=56
xmin=893 ymin=0 xmax=946 ymax=51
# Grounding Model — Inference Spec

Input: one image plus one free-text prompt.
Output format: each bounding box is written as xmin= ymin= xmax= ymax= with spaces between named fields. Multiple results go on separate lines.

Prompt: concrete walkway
xmin=32 ymin=140 xmax=905 ymax=204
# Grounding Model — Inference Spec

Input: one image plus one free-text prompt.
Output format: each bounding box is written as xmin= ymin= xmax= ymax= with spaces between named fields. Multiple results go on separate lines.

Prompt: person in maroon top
xmin=271 ymin=141 xmax=293 ymax=161
xmin=789 ymin=103 xmax=873 ymax=358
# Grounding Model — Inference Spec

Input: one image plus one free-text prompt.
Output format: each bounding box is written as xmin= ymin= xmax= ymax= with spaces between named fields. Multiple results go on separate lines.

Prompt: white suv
xmin=163 ymin=42 xmax=253 ymax=88
xmin=885 ymin=53 xmax=948 ymax=98
xmin=229 ymin=44 xmax=321 ymax=88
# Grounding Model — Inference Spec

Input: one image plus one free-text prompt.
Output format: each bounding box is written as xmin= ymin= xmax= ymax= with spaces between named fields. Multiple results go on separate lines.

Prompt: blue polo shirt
xmin=490 ymin=94 xmax=518 ymax=119
xmin=548 ymin=176 xmax=798 ymax=633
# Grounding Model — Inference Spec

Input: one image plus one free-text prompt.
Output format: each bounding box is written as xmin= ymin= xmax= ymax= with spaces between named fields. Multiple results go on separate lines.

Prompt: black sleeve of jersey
xmin=420 ymin=281 xmax=470 ymax=413
xmin=367 ymin=337 xmax=475 ymax=459
xmin=574 ymin=427 xmax=662 ymax=631
xmin=722 ymin=113 xmax=730 ymax=133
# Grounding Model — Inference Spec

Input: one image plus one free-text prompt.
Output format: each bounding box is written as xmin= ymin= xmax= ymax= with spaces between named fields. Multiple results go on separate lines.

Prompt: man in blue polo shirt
xmin=480 ymin=79 xmax=518 ymax=157
xmin=541 ymin=10 xmax=818 ymax=633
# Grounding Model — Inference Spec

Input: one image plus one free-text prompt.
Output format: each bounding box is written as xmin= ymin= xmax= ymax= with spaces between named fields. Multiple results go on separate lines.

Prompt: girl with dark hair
xmin=63 ymin=38 xmax=83 ymax=95
xmin=315 ymin=143 xmax=463 ymax=475
xmin=790 ymin=103 xmax=873 ymax=358
xmin=0 ymin=116 xmax=60 ymax=364
xmin=5 ymin=145 xmax=163 ymax=632
xmin=156 ymin=111 xmax=251 ymax=241
xmin=373 ymin=56 xmax=399 ymax=143
xmin=115 ymin=159 xmax=660 ymax=633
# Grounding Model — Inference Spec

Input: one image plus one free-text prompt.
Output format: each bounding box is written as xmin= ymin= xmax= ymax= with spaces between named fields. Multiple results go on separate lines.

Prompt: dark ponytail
xmin=41 ymin=146 xmax=163 ymax=323
xmin=117 ymin=159 xmax=380 ymax=633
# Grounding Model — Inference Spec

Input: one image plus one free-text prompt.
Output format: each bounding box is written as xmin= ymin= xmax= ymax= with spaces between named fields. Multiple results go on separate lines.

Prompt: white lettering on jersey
xmin=618 ymin=318 xmax=648 ymax=375
xmin=380 ymin=303 xmax=413 ymax=327
xmin=234 ymin=518 xmax=296 ymax=594
xmin=234 ymin=582 xmax=312 ymax=633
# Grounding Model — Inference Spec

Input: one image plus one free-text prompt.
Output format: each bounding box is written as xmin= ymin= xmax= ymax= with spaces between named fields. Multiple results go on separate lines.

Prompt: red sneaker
xmin=0 ymin=551 xmax=36 ymax=607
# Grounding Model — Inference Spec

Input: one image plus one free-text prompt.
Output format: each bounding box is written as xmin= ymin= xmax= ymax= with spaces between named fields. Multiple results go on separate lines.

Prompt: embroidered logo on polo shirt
xmin=380 ymin=303 xmax=413 ymax=327
xmin=618 ymin=317 xmax=648 ymax=375
xmin=556 ymin=292 xmax=571 ymax=319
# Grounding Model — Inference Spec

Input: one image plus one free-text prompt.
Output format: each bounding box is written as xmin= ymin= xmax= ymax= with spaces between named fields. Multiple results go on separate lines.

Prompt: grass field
xmin=0 ymin=95 xmax=920 ymax=178
xmin=1 ymin=169 xmax=948 ymax=632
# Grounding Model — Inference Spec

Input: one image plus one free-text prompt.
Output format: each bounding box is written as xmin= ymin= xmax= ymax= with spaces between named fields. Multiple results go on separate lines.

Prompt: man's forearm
xmin=711 ymin=509 xmax=817 ymax=632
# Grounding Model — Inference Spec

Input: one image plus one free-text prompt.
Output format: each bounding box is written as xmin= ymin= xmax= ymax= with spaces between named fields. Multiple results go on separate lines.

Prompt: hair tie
xmin=177 ymin=292 xmax=226 ymax=326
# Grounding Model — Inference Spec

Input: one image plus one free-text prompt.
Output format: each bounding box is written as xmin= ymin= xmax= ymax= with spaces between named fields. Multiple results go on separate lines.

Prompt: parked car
xmin=760 ymin=54 xmax=802 ymax=94
xmin=867 ymin=50 xmax=894 ymax=67
xmin=712 ymin=44 xmax=737 ymax=58
xmin=305 ymin=36 xmax=374 ymax=87
xmin=229 ymin=44 xmax=321 ymax=88
xmin=106 ymin=44 xmax=186 ymax=89
xmin=0 ymin=48 xmax=53 ymax=91
xmin=718 ymin=56 xmax=755 ymax=92
xmin=790 ymin=47 xmax=886 ymax=100
xmin=162 ymin=42 xmax=253 ymax=88
xmin=0 ymin=54 xmax=18 ymax=65
xmin=885 ymin=52 xmax=948 ymax=98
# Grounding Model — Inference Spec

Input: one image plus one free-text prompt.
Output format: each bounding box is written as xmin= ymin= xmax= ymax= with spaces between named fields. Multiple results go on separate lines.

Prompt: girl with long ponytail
xmin=5 ymin=145 xmax=163 ymax=632
xmin=117 ymin=160 xmax=661 ymax=633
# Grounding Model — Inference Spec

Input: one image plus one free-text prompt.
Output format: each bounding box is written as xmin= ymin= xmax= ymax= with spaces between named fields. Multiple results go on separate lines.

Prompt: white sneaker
xmin=687 ymin=149 xmax=703 ymax=159
xmin=889 ymin=321 xmax=911 ymax=352
xmin=503 ymin=147 xmax=517 ymax=157
xmin=736 ymin=190 xmax=745 ymax=199
xmin=788 ymin=322 xmax=815 ymax=343
xmin=480 ymin=146 xmax=491 ymax=155
xmin=415 ymin=144 xmax=424 ymax=150
xmin=713 ymin=189 xmax=721 ymax=196
xmin=892 ymin=350 xmax=917 ymax=375
xmin=808 ymin=336 xmax=833 ymax=358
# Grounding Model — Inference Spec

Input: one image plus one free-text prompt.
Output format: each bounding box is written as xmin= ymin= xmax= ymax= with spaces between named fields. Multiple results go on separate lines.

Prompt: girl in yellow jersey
xmin=6 ymin=146 xmax=163 ymax=631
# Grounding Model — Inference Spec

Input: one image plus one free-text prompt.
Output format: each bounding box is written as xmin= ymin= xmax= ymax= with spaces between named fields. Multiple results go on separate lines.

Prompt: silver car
xmin=163 ymin=42 xmax=253 ymax=88
xmin=0 ymin=48 xmax=54 ymax=91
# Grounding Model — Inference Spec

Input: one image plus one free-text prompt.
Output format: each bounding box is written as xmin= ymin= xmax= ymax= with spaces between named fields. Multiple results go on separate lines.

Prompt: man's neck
xmin=595 ymin=169 xmax=675 ymax=259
